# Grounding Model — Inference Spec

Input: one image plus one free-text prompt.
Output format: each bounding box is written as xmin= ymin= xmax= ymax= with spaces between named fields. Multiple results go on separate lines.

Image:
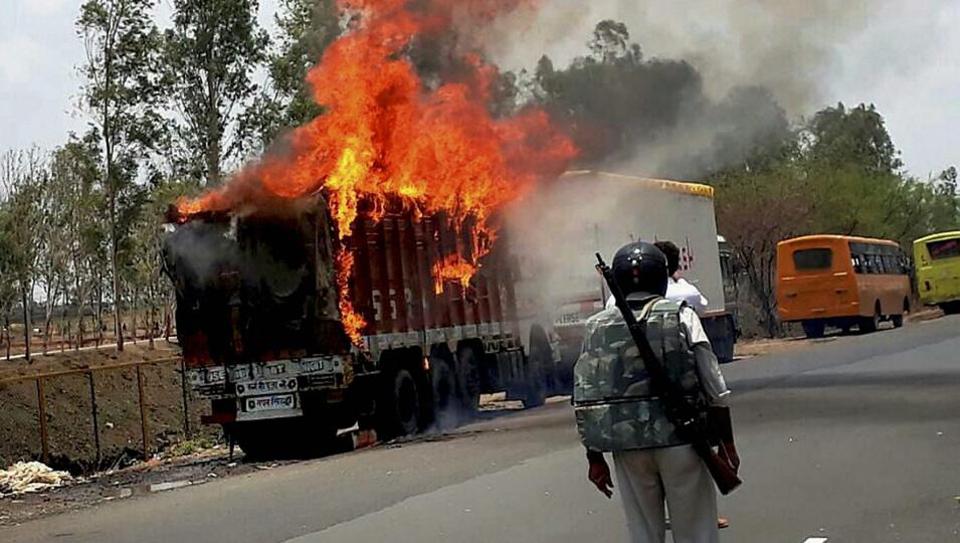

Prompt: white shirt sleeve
xmin=679 ymin=306 xmax=730 ymax=405
xmin=667 ymin=278 xmax=709 ymax=315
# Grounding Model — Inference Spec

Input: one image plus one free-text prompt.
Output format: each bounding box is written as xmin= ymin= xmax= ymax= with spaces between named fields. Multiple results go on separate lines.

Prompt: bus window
xmin=927 ymin=238 xmax=960 ymax=260
xmin=850 ymin=242 xmax=905 ymax=275
xmin=854 ymin=245 xmax=867 ymax=273
xmin=793 ymin=248 xmax=833 ymax=270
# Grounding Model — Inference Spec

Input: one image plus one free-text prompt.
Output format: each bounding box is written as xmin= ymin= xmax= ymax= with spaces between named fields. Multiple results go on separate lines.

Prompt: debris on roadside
xmin=148 ymin=480 xmax=193 ymax=493
xmin=0 ymin=462 xmax=74 ymax=497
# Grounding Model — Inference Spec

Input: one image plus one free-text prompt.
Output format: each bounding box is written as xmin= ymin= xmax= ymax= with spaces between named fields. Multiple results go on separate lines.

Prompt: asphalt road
xmin=3 ymin=316 xmax=960 ymax=543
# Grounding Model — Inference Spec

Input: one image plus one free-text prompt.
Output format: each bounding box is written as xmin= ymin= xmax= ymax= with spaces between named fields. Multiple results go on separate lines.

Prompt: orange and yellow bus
xmin=914 ymin=231 xmax=960 ymax=314
xmin=777 ymin=235 xmax=911 ymax=338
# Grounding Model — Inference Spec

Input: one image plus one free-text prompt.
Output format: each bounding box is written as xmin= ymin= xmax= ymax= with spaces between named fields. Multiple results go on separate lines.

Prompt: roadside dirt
xmin=0 ymin=341 xmax=180 ymax=382
xmin=0 ymin=448 xmax=242 ymax=527
xmin=0 ymin=342 xmax=213 ymax=473
xmin=0 ymin=396 xmax=566 ymax=528
xmin=734 ymin=306 xmax=943 ymax=359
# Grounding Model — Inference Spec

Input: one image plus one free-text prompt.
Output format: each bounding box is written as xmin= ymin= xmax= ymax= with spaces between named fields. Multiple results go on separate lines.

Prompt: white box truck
xmin=509 ymin=171 xmax=738 ymax=390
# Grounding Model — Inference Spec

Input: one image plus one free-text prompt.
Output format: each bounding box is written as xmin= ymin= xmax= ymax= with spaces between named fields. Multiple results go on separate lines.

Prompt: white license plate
xmin=236 ymin=378 xmax=298 ymax=397
xmin=243 ymin=394 xmax=296 ymax=413
xmin=189 ymin=367 xmax=225 ymax=386
xmin=263 ymin=362 xmax=289 ymax=377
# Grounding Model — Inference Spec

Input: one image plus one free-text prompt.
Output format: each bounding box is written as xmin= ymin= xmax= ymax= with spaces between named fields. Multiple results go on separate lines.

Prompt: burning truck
xmin=158 ymin=0 xmax=579 ymax=457
xmin=162 ymin=197 xmax=558 ymax=458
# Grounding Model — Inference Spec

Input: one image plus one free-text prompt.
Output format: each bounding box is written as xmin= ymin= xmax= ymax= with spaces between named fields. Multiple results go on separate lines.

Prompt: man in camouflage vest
xmin=574 ymin=241 xmax=733 ymax=543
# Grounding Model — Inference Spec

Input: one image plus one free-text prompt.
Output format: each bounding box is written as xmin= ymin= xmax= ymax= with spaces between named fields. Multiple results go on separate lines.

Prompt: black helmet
xmin=612 ymin=241 xmax=668 ymax=297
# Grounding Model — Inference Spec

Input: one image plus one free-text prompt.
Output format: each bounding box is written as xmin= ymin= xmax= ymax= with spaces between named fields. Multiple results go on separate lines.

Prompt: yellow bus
xmin=914 ymin=231 xmax=960 ymax=314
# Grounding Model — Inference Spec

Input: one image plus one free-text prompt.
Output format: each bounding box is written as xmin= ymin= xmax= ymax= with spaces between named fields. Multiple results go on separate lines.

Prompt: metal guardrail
xmin=0 ymin=356 xmax=189 ymax=466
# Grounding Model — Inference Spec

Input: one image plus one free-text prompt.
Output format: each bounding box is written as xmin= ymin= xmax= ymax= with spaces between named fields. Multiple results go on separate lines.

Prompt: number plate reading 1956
xmin=244 ymin=394 xmax=296 ymax=413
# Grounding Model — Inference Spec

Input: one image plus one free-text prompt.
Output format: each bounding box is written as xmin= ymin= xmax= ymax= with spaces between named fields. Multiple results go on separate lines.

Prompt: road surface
xmin=3 ymin=316 xmax=960 ymax=542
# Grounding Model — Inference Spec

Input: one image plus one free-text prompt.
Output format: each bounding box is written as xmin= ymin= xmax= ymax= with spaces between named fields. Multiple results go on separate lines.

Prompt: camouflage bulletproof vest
xmin=573 ymin=298 xmax=701 ymax=452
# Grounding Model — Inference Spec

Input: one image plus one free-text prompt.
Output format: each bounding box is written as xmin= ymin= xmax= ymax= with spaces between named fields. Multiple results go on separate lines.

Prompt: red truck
xmin=163 ymin=195 xmax=555 ymax=458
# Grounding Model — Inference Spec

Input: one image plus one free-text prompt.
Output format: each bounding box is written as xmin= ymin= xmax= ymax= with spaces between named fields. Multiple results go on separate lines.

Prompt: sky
xmin=1 ymin=0 xmax=958 ymax=180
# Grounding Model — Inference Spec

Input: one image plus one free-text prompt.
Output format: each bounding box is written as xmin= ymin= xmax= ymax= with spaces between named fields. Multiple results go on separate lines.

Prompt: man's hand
xmin=587 ymin=455 xmax=614 ymax=498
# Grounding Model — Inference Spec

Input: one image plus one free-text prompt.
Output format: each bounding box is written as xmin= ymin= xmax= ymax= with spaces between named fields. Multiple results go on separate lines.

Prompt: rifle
xmin=595 ymin=253 xmax=742 ymax=495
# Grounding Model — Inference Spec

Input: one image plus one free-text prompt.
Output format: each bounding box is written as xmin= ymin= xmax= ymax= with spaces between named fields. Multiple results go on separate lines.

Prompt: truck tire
xmin=524 ymin=333 xmax=549 ymax=409
xmin=801 ymin=320 xmax=825 ymax=339
xmin=233 ymin=424 xmax=280 ymax=462
xmin=377 ymin=368 xmax=420 ymax=440
xmin=232 ymin=418 xmax=336 ymax=461
xmin=455 ymin=346 xmax=481 ymax=416
xmin=430 ymin=357 xmax=459 ymax=431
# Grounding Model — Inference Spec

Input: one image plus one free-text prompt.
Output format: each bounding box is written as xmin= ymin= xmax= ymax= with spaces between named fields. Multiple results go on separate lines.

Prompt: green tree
xmin=708 ymin=102 xmax=953 ymax=337
xmin=0 ymin=206 xmax=16 ymax=360
xmin=806 ymin=103 xmax=903 ymax=175
xmin=256 ymin=0 xmax=339 ymax=146
xmin=712 ymin=160 xmax=814 ymax=337
xmin=0 ymin=167 xmax=20 ymax=360
xmin=0 ymin=149 xmax=45 ymax=361
xmin=36 ymin=149 xmax=75 ymax=353
xmin=77 ymin=0 xmax=164 ymax=352
xmin=164 ymin=0 xmax=270 ymax=186
xmin=130 ymin=178 xmax=196 ymax=348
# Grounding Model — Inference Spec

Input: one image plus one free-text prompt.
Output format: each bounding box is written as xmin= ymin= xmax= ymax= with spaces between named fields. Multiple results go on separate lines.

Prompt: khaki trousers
xmin=612 ymin=445 xmax=719 ymax=543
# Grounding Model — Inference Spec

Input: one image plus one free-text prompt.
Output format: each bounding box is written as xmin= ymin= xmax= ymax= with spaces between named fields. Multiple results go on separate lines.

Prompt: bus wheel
xmin=892 ymin=299 xmax=908 ymax=328
xmin=801 ymin=320 xmax=825 ymax=339
xmin=860 ymin=303 xmax=881 ymax=333
xmin=377 ymin=368 xmax=420 ymax=439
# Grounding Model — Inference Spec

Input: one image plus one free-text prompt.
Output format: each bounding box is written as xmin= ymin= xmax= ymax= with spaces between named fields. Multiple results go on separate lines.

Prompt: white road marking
xmin=803 ymin=538 xmax=828 ymax=543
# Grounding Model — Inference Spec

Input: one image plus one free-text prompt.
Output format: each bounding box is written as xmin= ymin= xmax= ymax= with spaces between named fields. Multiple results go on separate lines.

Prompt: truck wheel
xmin=233 ymin=425 xmax=277 ymax=462
xmin=430 ymin=357 xmax=459 ymax=431
xmin=801 ymin=320 xmax=825 ymax=339
xmin=523 ymin=346 xmax=548 ymax=409
xmin=455 ymin=346 xmax=481 ymax=416
xmin=232 ymin=419 xmax=336 ymax=461
xmin=377 ymin=368 xmax=420 ymax=440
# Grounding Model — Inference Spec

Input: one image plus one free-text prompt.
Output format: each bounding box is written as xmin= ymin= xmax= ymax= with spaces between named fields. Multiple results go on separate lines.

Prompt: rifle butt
xmin=696 ymin=442 xmax=742 ymax=495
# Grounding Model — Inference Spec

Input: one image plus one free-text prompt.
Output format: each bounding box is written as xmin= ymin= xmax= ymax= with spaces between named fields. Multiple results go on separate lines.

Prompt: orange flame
xmin=433 ymin=255 xmax=479 ymax=294
xmin=335 ymin=249 xmax=367 ymax=344
xmin=176 ymin=0 xmax=576 ymax=344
